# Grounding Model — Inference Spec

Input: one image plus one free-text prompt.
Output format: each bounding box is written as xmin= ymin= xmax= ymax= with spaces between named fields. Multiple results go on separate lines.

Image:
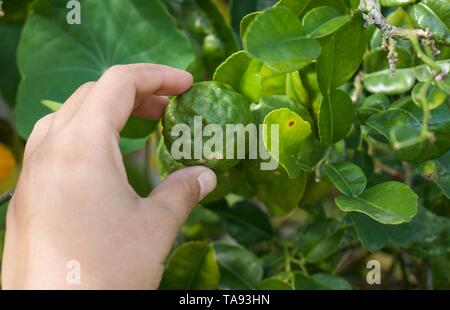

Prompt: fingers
xmin=55 ymin=81 xmax=95 ymax=126
xmin=133 ymin=95 xmax=169 ymax=120
xmin=144 ymin=166 xmax=216 ymax=233
xmin=76 ymin=64 xmax=192 ymax=133
xmin=24 ymin=113 xmax=56 ymax=159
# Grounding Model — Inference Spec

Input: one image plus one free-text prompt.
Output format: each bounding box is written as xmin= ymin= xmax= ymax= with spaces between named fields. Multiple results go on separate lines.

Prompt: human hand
xmin=1 ymin=64 xmax=217 ymax=289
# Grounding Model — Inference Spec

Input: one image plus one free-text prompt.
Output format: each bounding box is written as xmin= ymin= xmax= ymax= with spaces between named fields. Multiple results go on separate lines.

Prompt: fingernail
xmin=197 ymin=170 xmax=217 ymax=200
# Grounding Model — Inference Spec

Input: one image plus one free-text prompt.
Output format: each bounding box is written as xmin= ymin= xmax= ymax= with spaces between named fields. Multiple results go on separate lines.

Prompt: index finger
xmin=75 ymin=64 xmax=193 ymax=133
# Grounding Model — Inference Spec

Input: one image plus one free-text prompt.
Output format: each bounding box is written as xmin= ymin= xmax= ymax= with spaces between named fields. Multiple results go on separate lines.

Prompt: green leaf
xmin=364 ymin=47 xmax=413 ymax=73
xmin=366 ymin=99 xmax=450 ymax=163
xmin=364 ymin=60 xmax=450 ymax=95
xmin=245 ymin=6 xmax=321 ymax=73
xmin=317 ymin=13 xmax=366 ymax=92
xmin=324 ymin=162 xmax=367 ymax=196
xmin=263 ymin=108 xmax=312 ymax=178
xmin=318 ymin=89 xmax=355 ymax=145
xmin=160 ymin=241 xmax=219 ymax=290
xmin=294 ymin=273 xmax=352 ymax=290
xmin=213 ymin=50 xmax=262 ymax=102
xmin=213 ymin=242 xmax=263 ymax=290
xmin=357 ymin=93 xmax=390 ymax=121
xmin=413 ymin=1 xmax=450 ymax=44
xmin=41 ymin=100 xmax=62 ymax=112
xmin=243 ymin=159 xmax=308 ymax=216
xmin=251 ymin=95 xmax=313 ymax=126
xmin=417 ymin=151 xmax=450 ymax=198
xmin=208 ymin=200 xmax=273 ymax=246
xmin=240 ymin=12 xmax=260 ymax=41
xmin=411 ymin=82 xmax=448 ymax=110
xmin=335 ymin=181 xmax=418 ymax=224
xmin=302 ymin=6 xmax=351 ymax=38
xmin=258 ymin=277 xmax=293 ymax=290
xmin=364 ymin=68 xmax=416 ymax=95
xmin=15 ymin=0 xmax=194 ymax=139
xmin=0 ymin=24 xmax=22 ymax=106
xmin=296 ymin=219 xmax=345 ymax=263
xmin=381 ymin=0 xmax=417 ymax=6
xmin=286 ymin=71 xmax=310 ymax=106
xmin=352 ymin=206 xmax=450 ymax=252
xmin=275 ymin=0 xmax=313 ymax=16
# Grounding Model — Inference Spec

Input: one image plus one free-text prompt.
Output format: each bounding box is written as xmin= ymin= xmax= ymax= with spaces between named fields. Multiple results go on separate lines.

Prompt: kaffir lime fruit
xmin=163 ymin=81 xmax=253 ymax=170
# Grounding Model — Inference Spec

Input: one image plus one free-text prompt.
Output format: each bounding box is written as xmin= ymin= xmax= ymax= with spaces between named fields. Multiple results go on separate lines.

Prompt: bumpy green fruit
xmin=163 ymin=81 xmax=253 ymax=170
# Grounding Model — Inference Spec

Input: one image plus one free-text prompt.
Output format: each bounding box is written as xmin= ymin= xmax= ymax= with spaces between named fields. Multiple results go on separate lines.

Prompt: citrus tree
xmin=0 ymin=0 xmax=449 ymax=289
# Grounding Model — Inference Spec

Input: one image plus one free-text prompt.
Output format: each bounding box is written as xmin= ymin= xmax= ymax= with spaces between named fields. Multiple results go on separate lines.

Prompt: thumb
xmin=146 ymin=166 xmax=217 ymax=228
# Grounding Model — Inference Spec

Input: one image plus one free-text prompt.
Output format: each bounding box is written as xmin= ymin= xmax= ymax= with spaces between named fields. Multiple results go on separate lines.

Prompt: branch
xmin=359 ymin=0 xmax=440 ymax=73
xmin=0 ymin=190 xmax=14 ymax=206
xmin=0 ymin=1 xmax=4 ymax=17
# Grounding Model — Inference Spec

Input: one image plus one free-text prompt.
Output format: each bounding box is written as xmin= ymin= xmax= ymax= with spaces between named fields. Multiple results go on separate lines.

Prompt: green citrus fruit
xmin=163 ymin=81 xmax=253 ymax=170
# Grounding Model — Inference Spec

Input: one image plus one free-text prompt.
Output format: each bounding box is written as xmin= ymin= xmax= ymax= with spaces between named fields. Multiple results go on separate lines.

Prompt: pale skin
xmin=1 ymin=64 xmax=217 ymax=289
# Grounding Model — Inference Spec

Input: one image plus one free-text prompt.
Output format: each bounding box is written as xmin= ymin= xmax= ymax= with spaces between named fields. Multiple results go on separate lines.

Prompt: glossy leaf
xmin=213 ymin=50 xmax=262 ymax=102
xmin=251 ymin=95 xmax=312 ymax=124
xmin=296 ymin=219 xmax=345 ymax=263
xmin=357 ymin=93 xmax=390 ymax=121
xmin=324 ymin=162 xmax=367 ymax=196
xmin=243 ymin=159 xmax=308 ymax=216
xmin=411 ymin=82 xmax=448 ymax=110
xmin=335 ymin=181 xmax=418 ymax=224
xmin=413 ymin=1 xmax=450 ymax=44
xmin=245 ymin=6 xmax=321 ymax=73
xmin=15 ymin=0 xmax=194 ymax=139
xmin=240 ymin=12 xmax=260 ymax=40
xmin=286 ymin=71 xmax=310 ymax=107
xmin=302 ymin=6 xmax=351 ymax=38
xmin=160 ymin=241 xmax=219 ymax=290
xmin=366 ymin=99 xmax=450 ymax=163
xmin=318 ymin=89 xmax=355 ymax=145
xmin=263 ymin=108 xmax=312 ymax=178
xmin=275 ymin=0 xmax=313 ymax=16
xmin=363 ymin=68 xmax=416 ymax=95
xmin=214 ymin=242 xmax=263 ymax=290
xmin=317 ymin=13 xmax=366 ymax=92
xmin=352 ymin=207 xmax=449 ymax=252
xmin=209 ymin=200 xmax=273 ymax=246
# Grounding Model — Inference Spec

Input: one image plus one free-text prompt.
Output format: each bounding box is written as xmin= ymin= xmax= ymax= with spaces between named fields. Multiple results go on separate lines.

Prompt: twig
xmin=0 ymin=190 xmax=14 ymax=206
xmin=351 ymin=71 xmax=364 ymax=103
xmin=359 ymin=0 xmax=440 ymax=73
xmin=374 ymin=161 xmax=405 ymax=179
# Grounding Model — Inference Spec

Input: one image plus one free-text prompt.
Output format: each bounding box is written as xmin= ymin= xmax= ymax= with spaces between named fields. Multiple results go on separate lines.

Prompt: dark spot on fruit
xmin=288 ymin=121 xmax=295 ymax=127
